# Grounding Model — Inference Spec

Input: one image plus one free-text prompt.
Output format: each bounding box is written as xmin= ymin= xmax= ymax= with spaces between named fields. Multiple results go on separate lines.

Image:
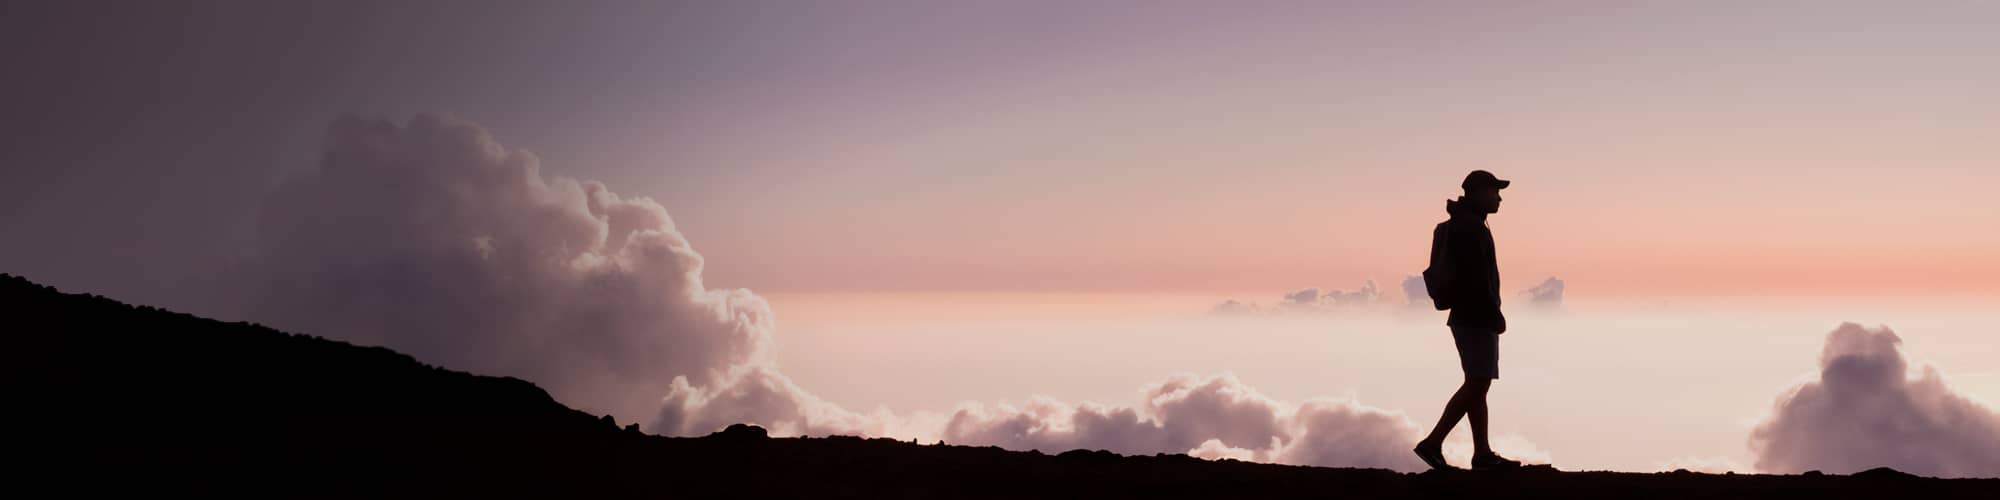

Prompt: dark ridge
xmin=4 ymin=273 xmax=1995 ymax=499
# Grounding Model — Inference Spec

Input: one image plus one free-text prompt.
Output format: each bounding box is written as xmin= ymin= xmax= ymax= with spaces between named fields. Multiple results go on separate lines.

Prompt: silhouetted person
xmin=1413 ymin=170 xmax=1522 ymax=471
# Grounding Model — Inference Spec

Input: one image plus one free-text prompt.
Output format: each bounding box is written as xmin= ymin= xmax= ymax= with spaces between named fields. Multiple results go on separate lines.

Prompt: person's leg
xmin=1427 ymin=325 xmax=1495 ymax=445
xmin=1461 ymin=328 xmax=1521 ymax=468
xmin=1414 ymin=376 xmax=1475 ymax=469
xmin=1468 ymin=379 xmax=1490 ymax=456
xmin=1424 ymin=376 xmax=1489 ymax=447
xmin=1418 ymin=325 xmax=1503 ymax=469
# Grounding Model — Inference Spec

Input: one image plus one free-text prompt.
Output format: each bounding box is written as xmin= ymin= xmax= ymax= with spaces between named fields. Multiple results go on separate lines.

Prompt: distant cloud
xmin=235 ymin=114 xmax=1523 ymax=469
xmin=1209 ymin=299 xmax=1258 ymax=315
xmin=1518 ymin=276 xmax=1564 ymax=308
xmin=1210 ymin=280 xmax=1385 ymax=315
xmin=1285 ymin=281 xmax=1381 ymax=308
xmin=1400 ymin=275 xmax=1429 ymax=309
xmin=1748 ymin=323 xmax=2000 ymax=478
xmin=1227 ymin=275 xmax=1563 ymax=313
xmin=1281 ymin=288 xmax=1323 ymax=306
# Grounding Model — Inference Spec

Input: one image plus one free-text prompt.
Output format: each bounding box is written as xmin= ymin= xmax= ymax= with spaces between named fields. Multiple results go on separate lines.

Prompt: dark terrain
xmin=4 ymin=273 xmax=1994 ymax=498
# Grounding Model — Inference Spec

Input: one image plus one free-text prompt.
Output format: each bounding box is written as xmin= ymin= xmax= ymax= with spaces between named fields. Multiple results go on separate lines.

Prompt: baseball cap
xmin=1461 ymin=170 xmax=1511 ymax=190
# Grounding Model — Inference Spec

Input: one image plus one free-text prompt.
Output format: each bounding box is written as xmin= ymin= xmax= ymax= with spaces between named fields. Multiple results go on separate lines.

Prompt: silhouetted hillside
xmin=4 ymin=274 xmax=1994 ymax=498
xmin=4 ymin=273 xmax=632 ymax=497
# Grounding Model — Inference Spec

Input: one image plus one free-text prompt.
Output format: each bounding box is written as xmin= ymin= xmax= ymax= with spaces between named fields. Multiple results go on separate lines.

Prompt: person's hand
xmin=1495 ymin=316 xmax=1507 ymax=335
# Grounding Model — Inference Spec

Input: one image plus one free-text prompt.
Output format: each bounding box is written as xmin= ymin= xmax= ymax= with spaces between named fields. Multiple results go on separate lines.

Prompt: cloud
xmin=1208 ymin=299 xmax=1257 ymax=315
xmin=1225 ymin=275 xmax=1566 ymax=314
xmin=1271 ymin=398 xmax=1426 ymax=468
xmin=940 ymin=372 xmax=1544 ymax=471
xmin=652 ymin=364 xmax=933 ymax=438
xmin=1281 ymin=288 xmax=1324 ymax=305
xmin=1518 ymin=276 xmax=1564 ymax=308
xmin=1401 ymin=274 xmax=1430 ymax=308
xmin=238 ymin=113 xmax=828 ymax=429
xmin=1298 ymin=281 xmax=1381 ymax=307
xmin=1400 ymin=275 xmax=1564 ymax=310
xmin=1186 ymin=438 xmax=1260 ymax=461
xmin=1210 ymin=280 xmax=1385 ymax=316
xmin=1748 ymin=323 xmax=2000 ymax=478
xmin=236 ymin=114 xmax=1522 ymax=468
xmin=940 ymin=373 xmax=1287 ymax=458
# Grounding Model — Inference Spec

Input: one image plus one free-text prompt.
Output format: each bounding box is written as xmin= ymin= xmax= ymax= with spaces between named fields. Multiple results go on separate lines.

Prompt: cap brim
xmin=1493 ymin=179 xmax=1511 ymax=189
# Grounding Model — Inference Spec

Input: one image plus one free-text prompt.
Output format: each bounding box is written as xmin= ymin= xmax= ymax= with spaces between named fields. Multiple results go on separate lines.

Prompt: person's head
xmin=1459 ymin=170 xmax=1510 ymax=214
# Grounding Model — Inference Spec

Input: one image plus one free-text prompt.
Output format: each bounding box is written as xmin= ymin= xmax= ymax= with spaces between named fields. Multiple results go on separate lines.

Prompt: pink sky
xmin=646 ymin=1 xmax=2000 ymax=299
xmin=5 ymin=1 xmax=1996 ymax=302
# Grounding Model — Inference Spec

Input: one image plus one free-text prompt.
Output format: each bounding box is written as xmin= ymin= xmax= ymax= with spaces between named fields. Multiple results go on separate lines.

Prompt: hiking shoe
xmin=1413 ymin=441 xmax=1454 ymax=471
xmin=1471 ymin=452 xmax=1522 ymax=471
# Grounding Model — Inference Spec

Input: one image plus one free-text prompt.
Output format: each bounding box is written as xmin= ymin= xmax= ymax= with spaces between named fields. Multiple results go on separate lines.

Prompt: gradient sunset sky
xmin=7 ymin=1 xmax=1999 ymax=303
xmin=4 ymin=0 xmax=1998 ymax=476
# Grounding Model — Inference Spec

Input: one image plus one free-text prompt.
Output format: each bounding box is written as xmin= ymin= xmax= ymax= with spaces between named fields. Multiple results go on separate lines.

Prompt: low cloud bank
xmin=942 ymin=372 xmax=1545 ymax=471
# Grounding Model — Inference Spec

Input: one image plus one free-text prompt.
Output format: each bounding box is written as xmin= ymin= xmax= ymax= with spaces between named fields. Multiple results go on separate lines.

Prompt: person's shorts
xmin=1451 ymin=325 xmax=1499 ymax=380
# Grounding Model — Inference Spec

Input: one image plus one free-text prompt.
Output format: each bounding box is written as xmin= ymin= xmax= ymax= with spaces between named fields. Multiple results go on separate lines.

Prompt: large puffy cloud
xmin=238 ymin=114 xmax=1523 ymax=468
xmin=1748 ymin=323 xmax=2000 ymax=478
xmin=241 ymin=113 xmax=819 ymax=428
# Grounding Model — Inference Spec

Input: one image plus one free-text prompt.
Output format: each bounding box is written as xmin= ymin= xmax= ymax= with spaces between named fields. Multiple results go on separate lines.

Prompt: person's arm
xmin=1446 ymin=225 xmax=1481 ymax=308
xmin=1445 ymin=225 xmax=1505 ymax=331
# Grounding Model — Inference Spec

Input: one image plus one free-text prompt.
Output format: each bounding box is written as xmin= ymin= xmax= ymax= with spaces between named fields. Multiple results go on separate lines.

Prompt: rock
xmin=1058 ymin=449 xmax=1120 ymax=461
xmin=1854 ymin=467 xmax=1917 ymax=479
xmin=706 ymin=423 xmax=768 ymax=442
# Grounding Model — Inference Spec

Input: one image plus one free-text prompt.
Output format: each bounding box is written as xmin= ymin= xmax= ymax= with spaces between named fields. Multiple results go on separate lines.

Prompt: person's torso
xmin=1445 ymin=217 xmax=1503 ymax=326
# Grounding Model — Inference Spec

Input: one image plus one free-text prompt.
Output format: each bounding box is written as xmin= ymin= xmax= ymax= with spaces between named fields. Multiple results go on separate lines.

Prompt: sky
xmin=2 ymin=0 xmax=1996 ymax=477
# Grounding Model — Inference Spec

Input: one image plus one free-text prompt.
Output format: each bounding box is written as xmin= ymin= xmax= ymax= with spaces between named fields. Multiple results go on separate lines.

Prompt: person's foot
xmin=1412 ymin=440 xmax=1453 ymax=470
xmin=1470 ymin=451 xmax=1522 ymax=471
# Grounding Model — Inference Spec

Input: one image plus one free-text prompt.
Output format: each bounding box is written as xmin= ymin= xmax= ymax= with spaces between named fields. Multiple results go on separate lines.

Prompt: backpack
xmin=1421 ymin=222 xmax=1454 ymax=311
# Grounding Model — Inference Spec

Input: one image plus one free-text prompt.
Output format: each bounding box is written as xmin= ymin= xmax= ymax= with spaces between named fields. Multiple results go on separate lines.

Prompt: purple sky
xmin=5 ymin=1 xmax=1998 ymax=476
xmin=5 ymin=1 xmax=728 ymax=311
xmin=9 ymin=2 xmax=1999 ymax=311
